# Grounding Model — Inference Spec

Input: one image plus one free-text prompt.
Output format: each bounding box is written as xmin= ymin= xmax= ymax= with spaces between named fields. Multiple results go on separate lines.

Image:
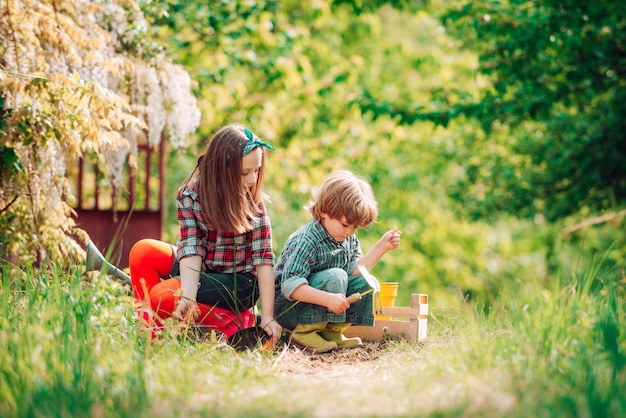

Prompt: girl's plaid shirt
xmin=176 ymin=180 xmax=274 ymax=274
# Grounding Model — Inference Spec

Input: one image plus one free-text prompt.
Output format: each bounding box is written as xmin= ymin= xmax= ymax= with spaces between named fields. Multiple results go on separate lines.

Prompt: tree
xmin=0 ymin=0 xmax=200 ymax=266
xmin=142 ymin=0 xmax=511 ymax=304
xmin=350 ymin=1 xmax=625 ymax=222
xmin=440 ymin=0 xmax=626 ymax=222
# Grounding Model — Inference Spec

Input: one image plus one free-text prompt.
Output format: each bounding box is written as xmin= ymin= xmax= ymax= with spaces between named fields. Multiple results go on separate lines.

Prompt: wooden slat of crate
xmin=344 ymin=293 xmax=428 ymax=342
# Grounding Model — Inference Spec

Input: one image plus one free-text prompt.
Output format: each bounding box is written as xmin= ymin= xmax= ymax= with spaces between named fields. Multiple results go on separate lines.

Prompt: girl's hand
xmin=380 ymin=226 xmax=401 ymax=251
xmin=326 ymin=293 xmax=350 ymax=314
xmin=173 ymin=298 xmax=200 ymax=324
xmin=260 ymin=316 xmax=283 ymax=345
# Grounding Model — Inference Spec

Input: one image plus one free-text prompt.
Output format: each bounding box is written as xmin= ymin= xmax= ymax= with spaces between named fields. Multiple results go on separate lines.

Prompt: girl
xmin=129 ymin=123 xmax=282 ymax=344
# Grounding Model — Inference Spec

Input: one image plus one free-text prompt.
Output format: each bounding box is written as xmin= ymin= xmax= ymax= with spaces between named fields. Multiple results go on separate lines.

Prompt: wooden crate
xmin=344 ymin=293 xmax=428 ymax=342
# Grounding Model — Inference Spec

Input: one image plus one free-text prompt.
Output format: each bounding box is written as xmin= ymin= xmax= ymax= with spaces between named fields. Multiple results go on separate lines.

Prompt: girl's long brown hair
xmin=184 ymin=123 xmax=268 ymax=234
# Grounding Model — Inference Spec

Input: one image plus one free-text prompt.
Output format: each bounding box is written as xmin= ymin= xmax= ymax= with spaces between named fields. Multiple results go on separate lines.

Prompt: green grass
xmin=1 ymin=253 xmax=625 ymax=417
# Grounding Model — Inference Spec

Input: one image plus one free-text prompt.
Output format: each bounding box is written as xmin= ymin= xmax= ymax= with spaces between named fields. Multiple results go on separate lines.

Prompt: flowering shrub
xmin=0 ymin=0 xmax=200 ymax=266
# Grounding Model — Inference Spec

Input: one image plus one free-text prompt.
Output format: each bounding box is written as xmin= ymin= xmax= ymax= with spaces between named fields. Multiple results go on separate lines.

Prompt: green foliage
xmin=149 ymin=0 xmax=624 ymax=305
xmin=0 ymin=95 xmax=21 ymax=186
xmin=442 ymin=0 xmax=626 ymax=221
xmin=508 ymin=253 xmax=626 ymax=415
xmin=0 ymin=145 xmax=21 ymax=182
xmin=331 ymin=0 xmax=417 ymax=15
xmin=2 ymin=251 xmax=625 ymax=416
xmin=141 ymin=0 xmax=302 ymax=138
xmin=425 ymin=248 xmax=626 ymax=416
xmin=0 ymin=265 xmax=148 ymax=417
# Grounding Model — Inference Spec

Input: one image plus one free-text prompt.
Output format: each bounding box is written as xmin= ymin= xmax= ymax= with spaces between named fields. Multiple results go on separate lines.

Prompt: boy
xmin=273 ymin=170 xmax=401 ymax=353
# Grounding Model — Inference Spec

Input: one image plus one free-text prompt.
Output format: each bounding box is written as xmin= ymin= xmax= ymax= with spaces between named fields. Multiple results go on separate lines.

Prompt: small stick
xmin=346 ymin=288 xmax=375 ymax=304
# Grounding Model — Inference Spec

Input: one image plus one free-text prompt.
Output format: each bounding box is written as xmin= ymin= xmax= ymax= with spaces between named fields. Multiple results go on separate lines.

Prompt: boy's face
xmin=320 ymin=214 xmax=359 ymax=242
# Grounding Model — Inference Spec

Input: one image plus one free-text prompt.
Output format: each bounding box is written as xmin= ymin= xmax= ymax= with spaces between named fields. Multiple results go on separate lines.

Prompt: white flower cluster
xmin=4 ymin=0 xmax=200 ymax=162
xmin=0 ymin=0 xmax=201 ymax=263
xmin=0 ymin=1 xmax=38 ymax=73
xmin=154 ymin=62 xmax=201 ymax=149
xmin=81 ymin=0 xmax=201 ymax=151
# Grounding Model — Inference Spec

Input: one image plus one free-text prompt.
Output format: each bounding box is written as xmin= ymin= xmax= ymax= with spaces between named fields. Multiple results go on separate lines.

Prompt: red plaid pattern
xmin=176 ymin=180 xmax=274 ymax=274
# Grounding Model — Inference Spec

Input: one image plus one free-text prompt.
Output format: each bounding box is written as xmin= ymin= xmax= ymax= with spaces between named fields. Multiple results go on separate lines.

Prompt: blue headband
xmin=242 ymin=127 xmax=275 ymax=155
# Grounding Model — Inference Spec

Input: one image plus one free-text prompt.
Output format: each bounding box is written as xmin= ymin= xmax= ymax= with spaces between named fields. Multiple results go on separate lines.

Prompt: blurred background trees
xmin=442 ymin=0 xmax=626 ymax=223
xmin=145 ymin=0 xmax=625 ymax=305
xmin=2 ymin=0 xmax=623 ymax=307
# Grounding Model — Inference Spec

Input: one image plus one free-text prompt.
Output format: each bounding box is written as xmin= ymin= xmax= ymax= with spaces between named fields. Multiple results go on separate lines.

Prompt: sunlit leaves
xmin=148 ymin=1 xmax=522 ymax=303
xmin=0 ymin=0 xmax=199 ymax=266
xmin=443 ymin=0 xmax=626 ymax=221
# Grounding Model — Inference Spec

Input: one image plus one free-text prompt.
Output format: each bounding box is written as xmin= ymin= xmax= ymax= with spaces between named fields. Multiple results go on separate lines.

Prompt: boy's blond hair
xmin=306 ymin=170 xmax=378 ymax=226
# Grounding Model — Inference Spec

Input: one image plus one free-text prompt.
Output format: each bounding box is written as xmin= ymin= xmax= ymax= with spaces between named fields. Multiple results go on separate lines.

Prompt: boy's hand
xmin=326 ymin=293 xmax=350 ymax=314
xmin=380 ymin=226 xmax=402 ymax=251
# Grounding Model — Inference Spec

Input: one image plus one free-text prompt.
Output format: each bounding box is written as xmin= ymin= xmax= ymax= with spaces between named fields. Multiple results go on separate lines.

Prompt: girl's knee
xmin=129 ymin=239 xmax=160 ymax=264
xmin=129 ymin=239 xmax=175 ymax=274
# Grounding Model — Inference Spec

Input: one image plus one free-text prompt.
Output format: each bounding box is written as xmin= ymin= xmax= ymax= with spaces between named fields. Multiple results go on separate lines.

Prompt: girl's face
xmin=241 ymin=147 xmax=262 ymax=192
xmin=320 ymin=213 xmax=359 ymax=242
